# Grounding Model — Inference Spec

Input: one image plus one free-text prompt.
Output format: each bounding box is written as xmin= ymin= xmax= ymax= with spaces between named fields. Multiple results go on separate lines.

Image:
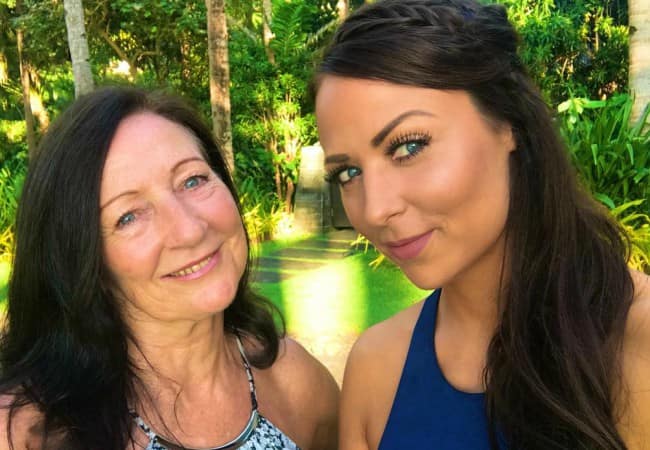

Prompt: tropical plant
xmin=610 ymin=200 xmax=650 ymax=273
xmin=237 ymin=177 xmax=287 ymax=244
xmin=230 ymin=0 xmax=336 ymax=213
xmin=0 ymin=150 xmax=26 ymax=258
xmin=558 ymin=94 xmax=650 ymax=214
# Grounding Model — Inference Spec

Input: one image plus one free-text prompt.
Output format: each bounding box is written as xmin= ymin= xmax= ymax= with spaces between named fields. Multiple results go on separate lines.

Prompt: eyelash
xmin=324 ymin=131 xmax=432 ymax=186
xmin=386 ymin=131 xmax=432 ymax=161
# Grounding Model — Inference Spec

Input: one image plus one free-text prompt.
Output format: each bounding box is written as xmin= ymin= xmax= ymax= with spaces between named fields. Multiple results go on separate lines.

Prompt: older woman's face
xmin=100 ymin=112 xmax=247 ymax=322
xmin=315 ymin=77 xmax=515 ymax=290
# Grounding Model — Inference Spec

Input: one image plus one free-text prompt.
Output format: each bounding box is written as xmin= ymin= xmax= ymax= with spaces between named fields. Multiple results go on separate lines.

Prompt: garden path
xmin=252 ymin=229 xmax=360 ymax=386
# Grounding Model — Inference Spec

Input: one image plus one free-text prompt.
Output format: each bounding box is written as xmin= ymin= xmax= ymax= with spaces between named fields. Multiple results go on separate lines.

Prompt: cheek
xmin=423 ymin=139 xmax=510 ymax=213
xmin=102 ymin=229 xmax=162 ymax=284
xmin=208 ymin=188 xmax=248 ymax=259
xmin=211 ymin=188 xmax=245 ymax=232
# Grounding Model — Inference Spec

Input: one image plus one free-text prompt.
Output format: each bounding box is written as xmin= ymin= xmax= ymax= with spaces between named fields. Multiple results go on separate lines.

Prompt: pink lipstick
xmin=384 ymin=231 xmax=432 ymax=261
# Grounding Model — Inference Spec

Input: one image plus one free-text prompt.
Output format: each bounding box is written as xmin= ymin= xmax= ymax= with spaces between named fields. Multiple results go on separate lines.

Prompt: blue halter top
xmin=378 ymin=289 xmax=495 ymax=449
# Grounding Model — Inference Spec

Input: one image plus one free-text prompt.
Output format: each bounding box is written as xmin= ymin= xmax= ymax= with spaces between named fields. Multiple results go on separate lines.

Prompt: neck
xmin=127 ymin=314 xmax=235 ymax=400
xmin=439 ymin=232 xmax=509 ymax=338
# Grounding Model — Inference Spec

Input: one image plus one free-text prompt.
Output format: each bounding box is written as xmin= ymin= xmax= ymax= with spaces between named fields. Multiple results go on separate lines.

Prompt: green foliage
xmin=237 ymin=177 xmax=285 ymax=243
xmin=0 ymin=150 xmax=26 ymax=265
xmin=610 ymin=200 xmax=650 ymax=273
xmin=557 ymin=94 xmax=650 ymax=272
xmin=0 ymin=119 xmax=26 ymax=162
xmin=230 ymin=0 xmax=336 ymax=209
xmin=499 ymin=0 xmax=628 ymax=104
xmin=558 ymin=94 xmax=650 ymax=214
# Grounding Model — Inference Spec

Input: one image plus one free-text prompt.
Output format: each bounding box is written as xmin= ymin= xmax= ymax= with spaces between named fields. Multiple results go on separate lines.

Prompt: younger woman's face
xmin=315 ymin=76 xmax=516 ymax=289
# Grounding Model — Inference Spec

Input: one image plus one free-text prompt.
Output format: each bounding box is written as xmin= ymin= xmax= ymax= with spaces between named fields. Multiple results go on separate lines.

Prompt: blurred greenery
xmin=253 ymin=240 xmax=429 ymax=335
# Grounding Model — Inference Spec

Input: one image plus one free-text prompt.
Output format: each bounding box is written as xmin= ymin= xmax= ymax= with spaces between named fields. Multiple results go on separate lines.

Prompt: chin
xmin=192 ymin=286 xmax=238 ymax=313
xmin=400 ymin=265 xmax=446 ymax=291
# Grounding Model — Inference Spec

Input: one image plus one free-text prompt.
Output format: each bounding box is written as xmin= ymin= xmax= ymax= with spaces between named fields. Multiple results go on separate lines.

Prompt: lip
xmin=164 ymin=249 xmax=220 ymax=281
xmin=384 ymin=231 xmax=432 ymax=261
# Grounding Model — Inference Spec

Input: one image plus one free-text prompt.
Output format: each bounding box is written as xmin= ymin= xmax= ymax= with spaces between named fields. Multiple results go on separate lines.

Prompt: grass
xmin=251 ymin=238 xmax=429 ymax=337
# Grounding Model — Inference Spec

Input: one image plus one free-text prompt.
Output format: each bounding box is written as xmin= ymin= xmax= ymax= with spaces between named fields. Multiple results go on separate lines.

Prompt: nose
xmin=360 ymin=168 xmax=405 ymax=226
xmin=159 ymin=195 xmax=206 ymax=248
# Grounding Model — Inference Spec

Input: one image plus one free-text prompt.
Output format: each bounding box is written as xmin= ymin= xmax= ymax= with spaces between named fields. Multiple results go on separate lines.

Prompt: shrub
xmin=237 ymin=177 xmax=287 ymax=244
xmin=558 ymin=94 xmax=650 ymax=214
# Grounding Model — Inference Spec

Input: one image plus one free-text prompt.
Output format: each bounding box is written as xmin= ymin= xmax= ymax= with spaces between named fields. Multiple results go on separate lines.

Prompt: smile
xmin=166 ymin=251 xmax=219 ymax=279
xmin=384 ymin=231 xmax=433 ymax=261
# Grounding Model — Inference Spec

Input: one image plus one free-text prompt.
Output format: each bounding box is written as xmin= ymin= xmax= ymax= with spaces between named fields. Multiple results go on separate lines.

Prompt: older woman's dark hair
xmin=0 ymin=87 xmax=282 ymax=449
xmin=318 ymin=0 xmax=634 ymax=448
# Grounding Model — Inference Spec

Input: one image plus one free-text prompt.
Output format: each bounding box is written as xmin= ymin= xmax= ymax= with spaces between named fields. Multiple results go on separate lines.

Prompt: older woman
xmin=314 ymin=0 xmax=650 ymax=449
xmin=0 ymin=87 xmax=338 ymax=450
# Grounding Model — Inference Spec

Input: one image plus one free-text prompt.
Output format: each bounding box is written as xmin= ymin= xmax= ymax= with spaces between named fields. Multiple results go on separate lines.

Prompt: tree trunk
xmin=63 ymin=0 xmax=93 ymax=97
xmin=15 ymin=0 xmax=36 ymax=156
xmin=0 ymin=51 xmax=7 ymax=84
xmin=262 ymin=0 xmax=275 ymax=64
xmin=336 ymin=0 xmax=349 ymax=22
xmin=629 ymin=0 xmax=650 ymax=123
xmin=206 ymin=0 xmax=234 ymax=172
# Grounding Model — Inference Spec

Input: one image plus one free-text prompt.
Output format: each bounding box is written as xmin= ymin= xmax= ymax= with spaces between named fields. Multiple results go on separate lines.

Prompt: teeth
xmin=170 ymin=255 xmax=211 ymax=277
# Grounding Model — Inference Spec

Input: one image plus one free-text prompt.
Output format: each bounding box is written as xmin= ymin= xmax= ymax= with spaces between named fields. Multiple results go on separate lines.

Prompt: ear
xmin=500 ymin=124 xmax=517 ymax=153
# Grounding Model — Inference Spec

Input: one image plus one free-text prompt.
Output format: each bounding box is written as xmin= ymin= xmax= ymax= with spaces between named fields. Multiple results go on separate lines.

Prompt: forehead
xmin=100 ymin=113 xmax=206 ymax=198
xmin=315 ymin=76 xmax=434 ymax=119
xmin=315 ymin=76 xmax=476 ymax=146
xmin=104 ymin=112 xmax=204 ymax=169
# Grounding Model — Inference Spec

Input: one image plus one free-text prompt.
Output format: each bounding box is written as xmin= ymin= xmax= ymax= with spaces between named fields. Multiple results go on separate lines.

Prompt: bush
xmin=237 ymin=177 xmax=287 ymax=244
xmin=500 ymin=0 xmax=628 ymax=104
xmin=558 ymin=94 xmax=650 ymax=214
xmin=611 ymin=200 xmax=650 ymax=273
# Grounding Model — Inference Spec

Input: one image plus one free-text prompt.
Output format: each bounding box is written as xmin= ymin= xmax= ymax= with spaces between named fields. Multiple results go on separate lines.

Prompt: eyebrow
xmin=100 ymin=156 xmax=206 ymax=210
xmin=323 ymin=109 xmax=434 ymax=165
xmin=371 ymin=110 xmax=434 ymax=147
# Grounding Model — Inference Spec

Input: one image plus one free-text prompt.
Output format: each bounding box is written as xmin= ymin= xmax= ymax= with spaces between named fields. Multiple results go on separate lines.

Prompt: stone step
xmin=269 ymin=247 xmax=349 ymax=260
xmin=289 ymin=240 xmax=352 ymax=251
xmin=326 ymin=229 xmax=359 ymax=241
xmin=254 ymin=257 xmax=324 ymax=271
xmin=250 ymin=270 xmax=292 ymax=283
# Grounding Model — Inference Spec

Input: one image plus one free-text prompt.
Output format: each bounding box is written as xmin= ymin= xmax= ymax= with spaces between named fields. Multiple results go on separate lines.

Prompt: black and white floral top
xmin=131 ymin=336 xmax=300 ymax=450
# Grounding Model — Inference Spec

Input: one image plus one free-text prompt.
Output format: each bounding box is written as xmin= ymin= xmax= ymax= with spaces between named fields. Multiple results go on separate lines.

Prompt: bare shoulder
xmin=0 ymin=395 xmax=41 ymax=450
xmin=619 ymin=270 xmax=650 ymax=449
xmin=339 ymin=299 xmax=426 ymax=450
xmin=254 ymin=337 xmax=339 ymax=450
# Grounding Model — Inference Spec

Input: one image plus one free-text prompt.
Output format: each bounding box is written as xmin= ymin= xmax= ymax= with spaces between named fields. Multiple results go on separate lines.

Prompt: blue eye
xmin=325 ymin=165 xmax=361 ymax=186
xmin=339 ymin=167 xmax=361 ymax=184
xmin=392 ymin=140 xmax=426 ymax=160
xmin=326 ymin=166 xmax=362 ymax=186
xmin=184 ymin=175 xmax=206 ymax=189
xmin=117 ymin=212 xmax=136 ymax=228
xmin=388 ymin=132 xmax=431 ymax=161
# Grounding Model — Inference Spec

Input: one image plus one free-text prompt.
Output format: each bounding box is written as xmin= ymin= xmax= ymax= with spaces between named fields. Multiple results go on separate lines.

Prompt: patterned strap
xmin=234 ymin=332 xmax=258 ymax=411
xmin=131 ymin=333 xmax=260 ymax=450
